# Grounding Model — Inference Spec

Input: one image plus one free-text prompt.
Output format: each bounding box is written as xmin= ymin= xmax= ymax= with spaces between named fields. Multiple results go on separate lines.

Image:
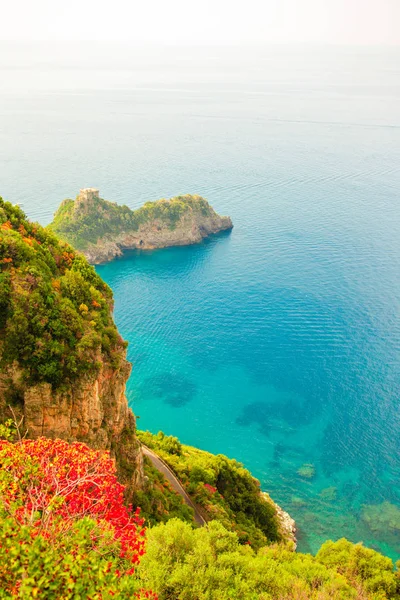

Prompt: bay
xmin=1 ymin=43 xmax=400 ymax=558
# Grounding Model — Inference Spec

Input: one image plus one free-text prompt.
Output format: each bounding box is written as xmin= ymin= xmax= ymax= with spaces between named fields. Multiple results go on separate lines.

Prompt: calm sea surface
xmin=1 ymin=43 xmax=399 ymax=558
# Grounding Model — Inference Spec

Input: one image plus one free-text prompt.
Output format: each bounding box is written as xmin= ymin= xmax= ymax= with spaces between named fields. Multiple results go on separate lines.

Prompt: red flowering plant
xmin=0 ymin=434 xmax=145 ymax=564
xmin=203 ymin=483 xmax=217 ymax=494
xmin=0 ymin=425 xmax=157 ymax=598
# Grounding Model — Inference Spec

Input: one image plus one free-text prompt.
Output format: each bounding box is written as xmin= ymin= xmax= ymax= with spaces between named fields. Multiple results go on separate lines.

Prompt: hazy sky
xmin=1 ymin=0 xmax=398 ymax=45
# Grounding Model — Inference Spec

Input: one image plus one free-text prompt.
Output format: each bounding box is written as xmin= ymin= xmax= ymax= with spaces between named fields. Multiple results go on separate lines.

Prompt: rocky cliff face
xmin=84 ymin=209 xmax=233 ymax=264
xmin=261 ymin=492 xmax=297 ymax=549
xmin=0 ymin=349 xmax=143 ymax=499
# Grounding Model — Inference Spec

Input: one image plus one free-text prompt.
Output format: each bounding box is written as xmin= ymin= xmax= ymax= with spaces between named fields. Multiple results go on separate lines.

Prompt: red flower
xmin=0 ymin=437 xmax=146 ymax=565
xmin=203 ymin=483 xmax=217 ymax=494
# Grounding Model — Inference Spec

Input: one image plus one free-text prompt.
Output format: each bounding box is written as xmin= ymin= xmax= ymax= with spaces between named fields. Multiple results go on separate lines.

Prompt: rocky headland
xmin=0 ymin=195 xmax=295 ymax=548
xmin=50 ymin=188 xmax=233 ymax=264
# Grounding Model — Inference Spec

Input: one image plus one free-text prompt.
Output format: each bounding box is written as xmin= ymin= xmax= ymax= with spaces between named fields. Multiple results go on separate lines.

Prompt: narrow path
xmin=142 ymin=445 xmax=206 ymax=526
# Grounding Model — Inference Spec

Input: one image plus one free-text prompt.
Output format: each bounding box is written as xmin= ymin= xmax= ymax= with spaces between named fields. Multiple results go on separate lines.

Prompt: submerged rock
xmin=362 ymin=501 xmax=400 ymax=534
xmin=320 ymin=486 xmax=337 ymax=501
xmin=297 ymin=463 xmax=316 ymax=479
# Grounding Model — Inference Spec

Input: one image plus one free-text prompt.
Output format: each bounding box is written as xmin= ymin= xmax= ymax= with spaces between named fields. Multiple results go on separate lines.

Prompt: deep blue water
xmin=1 ymin=43 xmax=400 ymax=559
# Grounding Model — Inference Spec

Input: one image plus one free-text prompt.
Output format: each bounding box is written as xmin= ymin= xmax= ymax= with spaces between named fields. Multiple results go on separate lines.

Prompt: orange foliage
xmin=1 ymin=220 xmax=13 ymax=230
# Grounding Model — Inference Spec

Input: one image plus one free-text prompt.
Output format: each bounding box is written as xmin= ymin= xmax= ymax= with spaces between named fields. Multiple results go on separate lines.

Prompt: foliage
xmin=137 ymin=430 xmax=281 ymax=548
xmin=0 ymin=432 xmax=398 ymax=599
xmin=133 ymin=456 xmax=195 ymax=526
xmin=0 ymin=198 xmax=126 ymax=387
xmin=0 ymin=436 xmax=146 ymax=562
xmin=137 ymin=518 xmax=400 ymax=600
xmin=0 ymin=434 xmax=155 ymax=599
xmin=0 ymin=515 xmax=156 ymax=600
xmin=316 ymin=538 xmax=400 ymax=599
xmin=50 ymin=193 xmax=215 ymax=250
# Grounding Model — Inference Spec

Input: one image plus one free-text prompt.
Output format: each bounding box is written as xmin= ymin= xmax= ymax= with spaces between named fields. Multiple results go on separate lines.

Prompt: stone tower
xmin=74 ymin=188 xmax=100 ymax=215
xmin=79 ymin=188 xmax=100 ymax=202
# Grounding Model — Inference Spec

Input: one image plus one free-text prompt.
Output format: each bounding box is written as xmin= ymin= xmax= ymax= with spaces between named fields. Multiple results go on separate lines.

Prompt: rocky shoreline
xmin=84 ymin=210 xmax=233 ymax=264
xmin=262 ymin=492 xmax=297 ymax=548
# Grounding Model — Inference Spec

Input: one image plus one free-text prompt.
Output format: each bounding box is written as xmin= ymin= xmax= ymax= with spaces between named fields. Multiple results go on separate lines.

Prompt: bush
xmin=0 ymin=515 xmax=150 ymax=599
xmin=133 ymin=456 xmax=195 ymax=526
xmin=0 ymin=433 xmax=155 ymax=599
xmin=137 ymin=519 xmax=400 ymax=600
xmin=0 ymin=435 xmax=146 ymax=562
xmin=316 ymin=539 xmax=400 ymax=598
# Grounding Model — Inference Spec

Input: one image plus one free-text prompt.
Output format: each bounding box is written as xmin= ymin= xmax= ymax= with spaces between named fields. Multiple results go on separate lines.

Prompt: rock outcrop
xmin=0 ymin=354 xmax=143 ymax=498
xmin=50 ymin=190 xmax=233 ymax=264
xmin=263 ymin=492 xmax=297 ymax=549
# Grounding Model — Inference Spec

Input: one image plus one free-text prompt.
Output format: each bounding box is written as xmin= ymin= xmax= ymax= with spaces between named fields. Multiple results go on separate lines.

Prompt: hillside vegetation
xmin=0 ymin=423 xmax=153 ymax=599
xmin=137 ymin=430 xmax=282 ymax=549
xmin=1 ymin=427 xmax=399 ymax=600
xmin=139 ymin=519 xmax=400 ymax=600
xmin=0 ymin=198 xmax=126 ymax=388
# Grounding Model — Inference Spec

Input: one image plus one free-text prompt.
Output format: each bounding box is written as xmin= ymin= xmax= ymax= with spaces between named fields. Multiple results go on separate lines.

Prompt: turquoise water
xmin=1 ymin=44 xmax=400 ymax=559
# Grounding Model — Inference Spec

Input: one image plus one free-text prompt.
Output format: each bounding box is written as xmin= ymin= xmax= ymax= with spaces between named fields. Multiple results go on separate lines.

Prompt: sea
xmin=1 ymin=42 xmax=399 ymax=559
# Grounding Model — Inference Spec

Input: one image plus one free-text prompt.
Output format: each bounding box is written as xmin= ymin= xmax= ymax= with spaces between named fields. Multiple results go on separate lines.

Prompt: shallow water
xmin=1 ymin=43 xmax=400 ymax=559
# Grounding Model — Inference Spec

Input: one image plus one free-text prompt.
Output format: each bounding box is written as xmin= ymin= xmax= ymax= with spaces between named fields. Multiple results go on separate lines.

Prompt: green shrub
xmin=133 ymin=456 xmax=195 ymax=526
xmin=137 ymin=519 xmax=400 ymax=600
xmin=316 ymin=538 xmax=400 ymax=598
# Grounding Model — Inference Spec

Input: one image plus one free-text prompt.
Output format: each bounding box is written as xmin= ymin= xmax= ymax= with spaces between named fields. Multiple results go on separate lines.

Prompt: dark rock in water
xmin=236 ymin=401 xmax=271 ymax=437
xmin=145 ymin=372 xmax=197 ymax=408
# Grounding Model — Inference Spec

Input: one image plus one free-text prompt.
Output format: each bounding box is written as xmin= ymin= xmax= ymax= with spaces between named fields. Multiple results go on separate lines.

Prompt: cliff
xmin=0 ymin=198 xmax=143 ymax=498
xmin=49 ymin=189 xmax=233 ymax=264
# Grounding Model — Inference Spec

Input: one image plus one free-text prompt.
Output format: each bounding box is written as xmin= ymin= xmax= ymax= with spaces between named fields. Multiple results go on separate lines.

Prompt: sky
xmin=0 ymin=0 xmax=398 ymax=45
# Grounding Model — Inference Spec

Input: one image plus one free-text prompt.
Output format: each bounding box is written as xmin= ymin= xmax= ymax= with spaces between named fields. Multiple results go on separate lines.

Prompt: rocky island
xmin=49 ymin=188 xmax=233 ymax=264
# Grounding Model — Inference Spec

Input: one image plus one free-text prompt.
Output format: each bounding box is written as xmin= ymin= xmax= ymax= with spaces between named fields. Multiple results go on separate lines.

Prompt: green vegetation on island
xmin=50 ymin=189 xmax=223 ymax=251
